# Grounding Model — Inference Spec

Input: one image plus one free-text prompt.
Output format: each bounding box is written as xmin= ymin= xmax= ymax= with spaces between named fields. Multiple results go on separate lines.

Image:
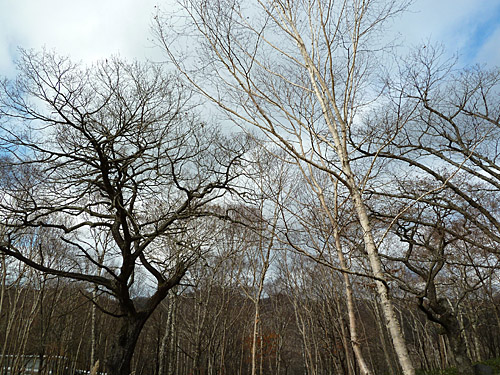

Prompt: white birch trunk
xmin=350 ymin=184 xmax=415 ymax=375
xmin=158 ymin=294 xmax=174 ymax=375
xmin=285 ymin=12 xmax=416 ymax=373
xmin=90 ymin=287 xmax=97 ymax=370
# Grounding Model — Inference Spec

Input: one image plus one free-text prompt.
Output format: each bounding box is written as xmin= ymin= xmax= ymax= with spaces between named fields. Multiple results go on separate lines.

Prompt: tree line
xmin=1 ymin=240 xmax=500 ymax=375
xmin=1 ymin=1 xmax=500 ymax=375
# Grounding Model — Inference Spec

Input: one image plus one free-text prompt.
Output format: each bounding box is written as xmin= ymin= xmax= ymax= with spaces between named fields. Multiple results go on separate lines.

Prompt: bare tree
xmin=368 ymin=45 xmax=500 ymax=262
xmin=155 ymin=0 xmax=416 ymax=373
xmin=359 ymin=45 xmax=500 ymax=374
xmin=0 ymin=50 xmax=247 ymax=375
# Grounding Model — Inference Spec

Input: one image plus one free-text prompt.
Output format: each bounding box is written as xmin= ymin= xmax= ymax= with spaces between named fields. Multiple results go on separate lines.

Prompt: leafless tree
xmin=0 ymin=50 xmax=248 ymax=375
xmin=155 ymin=0 xmax=416 ymax=372
xmin=358 ymin=45 xmax=500 ymax=374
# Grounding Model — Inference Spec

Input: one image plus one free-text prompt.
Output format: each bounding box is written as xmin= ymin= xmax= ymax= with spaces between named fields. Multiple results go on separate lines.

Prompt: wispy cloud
xmin=459 ymin=3 xmax=500 ymax=64
xmin=392 ymin=0 xmax=500 ymax=66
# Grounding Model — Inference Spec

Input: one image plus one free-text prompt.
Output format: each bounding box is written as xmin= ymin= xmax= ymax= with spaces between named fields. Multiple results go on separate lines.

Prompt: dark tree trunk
xmin=421 ymin=296 xmax=474 ymax=375
xmin=444 ymin=319 xmax=474 ymax=375
xmin=106 ymin=312 xmax=149 ymax=375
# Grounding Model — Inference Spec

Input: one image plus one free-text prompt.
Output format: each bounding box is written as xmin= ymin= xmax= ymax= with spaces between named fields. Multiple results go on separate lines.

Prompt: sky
xmin=0 ymin=0 xmax=163 ymax=76
xmin=0 ymin=0 xmax=499 ymax=78
xmin=393 ymin=0 xmax=500 ymax=65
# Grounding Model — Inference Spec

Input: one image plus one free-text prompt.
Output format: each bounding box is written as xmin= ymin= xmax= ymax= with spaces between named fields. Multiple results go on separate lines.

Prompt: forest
xmin=0 ymin=1 xmax=500 ymax=375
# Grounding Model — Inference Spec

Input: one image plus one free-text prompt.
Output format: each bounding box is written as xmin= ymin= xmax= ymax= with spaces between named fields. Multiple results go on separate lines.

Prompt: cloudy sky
xmin=0 ymin=0 xmax=499 ymax=78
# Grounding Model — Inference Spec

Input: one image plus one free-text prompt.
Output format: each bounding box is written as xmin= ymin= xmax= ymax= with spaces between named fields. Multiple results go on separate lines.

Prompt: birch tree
xmin=156 ymin=0 xmax=415 ymax=373
xmin=362 ymin=45 xmax=500 ymax=374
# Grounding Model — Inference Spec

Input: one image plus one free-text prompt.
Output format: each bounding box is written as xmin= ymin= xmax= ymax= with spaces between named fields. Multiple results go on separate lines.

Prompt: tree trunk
xmin=424 ymin=296 xmax=474 ymax=375
xmin=447 ymin=330 xmax=473 ymax=375
xmin=442 ymin=317 xmax=473 ymax=375
xmin=373 ymin=297 xmax=397 ymax=375
xmin=349 ymin=185 xmax=415 ymax=375
xmin=90 ymin=287 xmax=98 ymax=370
xmin=251 ymin=305 xmax=260 ymax=375
xmin=159 ymin=294 xmax=175 ymax=375
xmin=167 ymin=298 xmax=177 ymax=375
xmin=334 ymin=238 xmax=372 ymax=375
xmin=313 ymin=179 xmax=372 ymax=375
xmin=106 ymin=313 xmax=149 ymax=375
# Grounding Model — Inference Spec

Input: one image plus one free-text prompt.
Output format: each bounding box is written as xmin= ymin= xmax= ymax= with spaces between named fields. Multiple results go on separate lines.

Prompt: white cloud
xmin=0 ymin=0 xmax=498 ymax=79
xmin=0 ymin=0 xmax=164 ymax=76
xmin=393 ymin=0 xmax=477 ymax=45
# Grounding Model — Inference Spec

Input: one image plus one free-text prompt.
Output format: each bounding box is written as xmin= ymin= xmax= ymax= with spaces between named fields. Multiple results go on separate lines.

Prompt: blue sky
xmin=394 ymin=0 xmax=500 ymax=65
xmin=0 ymin=0 xmax=499 ymax=77
xmin=461 ymin=2 xmax=500 ymax=63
